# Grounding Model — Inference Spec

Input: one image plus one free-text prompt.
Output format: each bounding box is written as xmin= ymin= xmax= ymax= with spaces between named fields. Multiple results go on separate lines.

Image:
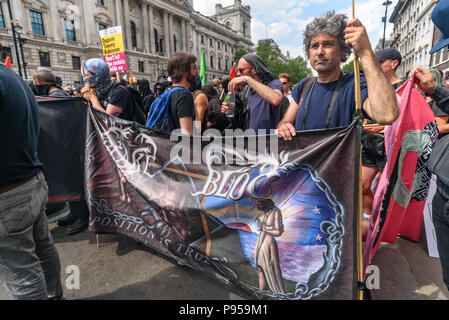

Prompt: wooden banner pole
xmin=352 ymin=0 xmax=364 ymax=301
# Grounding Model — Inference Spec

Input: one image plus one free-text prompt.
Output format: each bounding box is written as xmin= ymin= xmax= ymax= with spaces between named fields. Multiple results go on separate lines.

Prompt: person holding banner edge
xmin=276 ymin=11 xmax=398 ymax=139
xmin=407 ymin=0 xmax=449 ymax=291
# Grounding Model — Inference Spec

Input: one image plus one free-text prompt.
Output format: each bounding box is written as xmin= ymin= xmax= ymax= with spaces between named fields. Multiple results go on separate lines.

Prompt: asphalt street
xmin=0 ymin=209 xmax=448 ymax=300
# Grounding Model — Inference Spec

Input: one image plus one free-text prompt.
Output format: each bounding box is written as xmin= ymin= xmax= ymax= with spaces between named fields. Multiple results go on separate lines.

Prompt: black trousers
xmin=68 ymin=200 xmax=89 ymax=221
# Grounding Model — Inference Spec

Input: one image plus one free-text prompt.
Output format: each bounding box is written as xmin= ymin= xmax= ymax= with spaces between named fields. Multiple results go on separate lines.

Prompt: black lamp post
xmin=14 ymin=21 xmax=28 ymax=79
xmin=382 ymin=0 xmax=393 ymax=49
xmin=6 ymin=0 xmax=22 ymax=77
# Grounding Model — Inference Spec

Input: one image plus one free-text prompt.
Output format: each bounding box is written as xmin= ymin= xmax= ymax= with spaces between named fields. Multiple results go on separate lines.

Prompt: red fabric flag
xmin=363 ymin=79 xmax=439 ymax=277
xmin=229 ymin=63 xmax=236 ymax=79
xmin=4 ymin=56 xmax=12 ymax=69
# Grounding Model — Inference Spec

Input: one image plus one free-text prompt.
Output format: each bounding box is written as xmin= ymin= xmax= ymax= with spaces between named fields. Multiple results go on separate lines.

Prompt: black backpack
xmin=107 ymin=83 xmax=147 ymax=125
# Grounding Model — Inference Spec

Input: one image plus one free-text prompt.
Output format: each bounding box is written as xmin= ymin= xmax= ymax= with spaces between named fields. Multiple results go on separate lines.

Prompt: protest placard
xmin=99 ymin=26 xmax=127 ymax=73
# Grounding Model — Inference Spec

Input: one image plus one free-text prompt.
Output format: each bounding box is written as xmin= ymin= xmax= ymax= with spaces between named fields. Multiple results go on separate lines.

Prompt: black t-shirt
xmin=169 ymin=87 xmax=195 ymax=131
xmin=101 ymin=84 xmax=132 ymax=121
xmin=0 ymin=64 xmax=43 ymax=187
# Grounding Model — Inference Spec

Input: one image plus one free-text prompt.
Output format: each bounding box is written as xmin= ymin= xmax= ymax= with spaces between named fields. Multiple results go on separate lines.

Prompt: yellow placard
xmin=101 ymin=33 xmax=125 ymax=56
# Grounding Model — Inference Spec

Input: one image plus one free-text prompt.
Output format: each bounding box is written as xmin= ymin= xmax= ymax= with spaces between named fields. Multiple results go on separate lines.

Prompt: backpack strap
xmin=300 ymin=72 xmax=344 ymax=130
xmin=105 ymin=82 xmax=121 ymax=106
xmin=325 ymin=72 xmax=345 ymax=128
xmin=298 ymin=76 xmax=315 ymax=108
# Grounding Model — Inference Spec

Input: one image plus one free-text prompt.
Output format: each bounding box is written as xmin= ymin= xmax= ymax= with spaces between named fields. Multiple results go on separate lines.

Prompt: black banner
xmin=37 ymin=97 xmax=87 ymax=203
xmin=86 ymin=106 xmax=361 ymax=300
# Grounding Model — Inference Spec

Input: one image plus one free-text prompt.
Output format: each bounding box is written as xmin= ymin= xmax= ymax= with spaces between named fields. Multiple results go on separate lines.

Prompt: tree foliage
xmin=256 ymin=40 xmax=311 ymax=86
xmin=342 ymin=60 xmax=363 ymax=74
xmin=234 ymin=48 xmax=248 ymax=63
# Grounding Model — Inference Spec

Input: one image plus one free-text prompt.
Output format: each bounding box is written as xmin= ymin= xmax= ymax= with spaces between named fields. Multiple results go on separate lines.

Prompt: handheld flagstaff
xmin=352 ymin=0 xmax=364 ymax=301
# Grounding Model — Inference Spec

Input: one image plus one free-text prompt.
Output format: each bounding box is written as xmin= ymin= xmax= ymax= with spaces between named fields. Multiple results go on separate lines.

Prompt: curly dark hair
xmin=303 ymin=11 xmax=351 ymax=63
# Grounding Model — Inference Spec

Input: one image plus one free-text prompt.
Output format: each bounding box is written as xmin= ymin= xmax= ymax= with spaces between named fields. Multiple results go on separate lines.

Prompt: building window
xmin=210 ymin=55 xmax=214 ymax=68
xmin=218 ymin=57 xmax=221 ymax=70
xmin=0 ymin=46 xmax=12 ymax=63
xmin=72 ymin=56 xmax=80 ymax=70
xmin=130 ymin=21 xmax=137 ymax=48
xmin=159 ymin=39 xmax=164 ymax=54
xmin=200 ymin=35 xmax=204 ymax=44
xmin=98 ymin=23 xmax=107 ymax=31
xmin=30 ymin=10 xmax=45 ymax=35
xmin=0 ymin=5 xmax=5 ymax=28
xmin=154 ymin=29 xmax=159 ymax=52
xmin=217 ymin=42 xmax=221 ymax=50
xmin=64 ymin=19 xmax=76 ymax=41
xmin=225 ymin=21 xmax=231 ymax=29
xmin=210 ymin=38 xmax=213 ymax=47
xmin=97 ymin=0 xmax=104 ymax=5
xmin=225 ymin=44 xmax=228 ymax=52
xmin=39 ymin=52 xmax=51 ymax=67
xmin=174 ymin=35 xmax=177 ymax=52
xmin=138 ymin=61 xmax=144 ymax=73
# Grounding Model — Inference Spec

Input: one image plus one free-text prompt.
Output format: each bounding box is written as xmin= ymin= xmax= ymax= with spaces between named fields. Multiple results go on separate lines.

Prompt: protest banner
xmin=85 ymin=106 xmax=362 ymax=300
xmin=36 ymin=97 xmax=88 ymax=203
xmin=99 ymin=26 xmax=127 ymax=73
xmin=363 ymin=80 xmax=438 ymax=275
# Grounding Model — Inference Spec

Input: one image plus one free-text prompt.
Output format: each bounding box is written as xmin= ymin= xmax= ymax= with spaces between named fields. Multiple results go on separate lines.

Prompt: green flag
xmin=200 ymin=49 xmax=207 ymax=86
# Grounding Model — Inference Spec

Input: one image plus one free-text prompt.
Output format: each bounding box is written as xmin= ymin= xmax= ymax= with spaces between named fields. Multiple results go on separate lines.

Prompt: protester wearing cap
xmin=224 ymin=53 xmax=283 ymax=133
xmin=361 ymin=48 xmax=406 ymax=240
xmin=375 ymin=48 xmax=405 ymax=90
xmin=60 ymin=58 xmax=133 ymax=235
xmin=408 ymin=0 xmax=449 ymax=291
xmin=80 ymin=58 xmax=132 ymax=121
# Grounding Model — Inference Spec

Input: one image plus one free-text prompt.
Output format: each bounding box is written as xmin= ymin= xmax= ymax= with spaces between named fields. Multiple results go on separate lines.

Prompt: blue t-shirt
xmin=248 ymin=79 xmax=283 ymax=133
xmin=292 ymin=73 xmax=368 ymax=130
xmin=0 ymin=64 xmax=43 ymax=187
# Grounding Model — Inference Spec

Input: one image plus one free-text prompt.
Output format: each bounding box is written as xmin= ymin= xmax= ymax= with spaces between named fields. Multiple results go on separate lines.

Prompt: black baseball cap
xmin=375 ymin=48 xmax=402 ymax=66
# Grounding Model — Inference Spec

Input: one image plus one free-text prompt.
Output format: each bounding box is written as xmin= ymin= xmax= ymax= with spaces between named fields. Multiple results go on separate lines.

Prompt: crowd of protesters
xmin=1 ymin=2 xmax=449 ymax=300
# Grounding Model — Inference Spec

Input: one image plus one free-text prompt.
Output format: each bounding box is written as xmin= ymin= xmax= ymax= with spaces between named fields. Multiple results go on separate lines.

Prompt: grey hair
xmin=32 ymin=67 xmax=56 ymax=83
xmin=303 ymin=11 xmax=351 ymax=63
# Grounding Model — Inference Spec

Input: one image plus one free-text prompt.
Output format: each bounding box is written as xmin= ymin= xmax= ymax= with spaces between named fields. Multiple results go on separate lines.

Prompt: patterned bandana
xmin=82 ymin=59 xmax=115 ymax=100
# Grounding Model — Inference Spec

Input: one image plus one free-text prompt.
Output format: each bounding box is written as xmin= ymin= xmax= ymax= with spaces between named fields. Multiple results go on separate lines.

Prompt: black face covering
xmin=35 ymin=84 xmax=53 ymax=96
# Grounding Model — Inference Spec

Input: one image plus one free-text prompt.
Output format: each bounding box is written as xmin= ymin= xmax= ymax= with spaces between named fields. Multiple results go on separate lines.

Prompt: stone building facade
xmin=388 ymin=0 xmax=439 ymax=77
xmin=0 ymin=0 xmax=253 ymax=87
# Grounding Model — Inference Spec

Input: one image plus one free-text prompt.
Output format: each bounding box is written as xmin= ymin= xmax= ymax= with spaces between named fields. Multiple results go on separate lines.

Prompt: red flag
xmin=229 ymin=63 xmax=236 ymax=79
xmin=363 ymin=79 xmax=439 ymax=277
xmin=4 ymin=56 xmax=12 ymax=69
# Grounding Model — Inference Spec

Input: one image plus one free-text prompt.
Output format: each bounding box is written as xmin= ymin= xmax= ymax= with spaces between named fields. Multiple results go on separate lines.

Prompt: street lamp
xmin=14 ymin=21 xmax=28 ymax=79
xmin=6 ymin=0 xmax=22 ymax=77
xmin=382 ymin=0 xmax=393 ymax=49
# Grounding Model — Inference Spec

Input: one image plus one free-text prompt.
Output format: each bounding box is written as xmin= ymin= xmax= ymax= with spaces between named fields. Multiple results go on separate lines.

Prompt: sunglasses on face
xmin=238 ymin=66 xmax=254 ymax=74
xmin=281 ymin=82 xmax=289 ymax=85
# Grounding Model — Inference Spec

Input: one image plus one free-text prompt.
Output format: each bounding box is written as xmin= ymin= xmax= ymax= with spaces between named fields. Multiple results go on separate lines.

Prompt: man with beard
xmin=276 ymin=11 xmax=398 ymax=140
xmin=167 ymin=52 xmax=199 ymax=135
xmin=224 ymin=53 xmax=283 ymax=133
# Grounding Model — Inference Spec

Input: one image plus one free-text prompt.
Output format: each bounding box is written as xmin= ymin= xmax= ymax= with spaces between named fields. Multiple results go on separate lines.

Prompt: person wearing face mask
xmin=154 ymin=80 xmax=169 ymax=97
xmin=31 ymin=67 xmax=69 ymax=98
xmin=80 ymin=58 xmax=132 ymax=121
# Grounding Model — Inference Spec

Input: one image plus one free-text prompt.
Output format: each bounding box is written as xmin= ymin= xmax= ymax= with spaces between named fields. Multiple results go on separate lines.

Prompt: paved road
xmin=1 ymin=216 xmax=448 ymax=300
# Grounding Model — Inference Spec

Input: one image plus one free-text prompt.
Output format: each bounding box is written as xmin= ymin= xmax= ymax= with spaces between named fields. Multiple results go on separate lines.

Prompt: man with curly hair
xmin=277 ymin=11 xmax=398 ymax=140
